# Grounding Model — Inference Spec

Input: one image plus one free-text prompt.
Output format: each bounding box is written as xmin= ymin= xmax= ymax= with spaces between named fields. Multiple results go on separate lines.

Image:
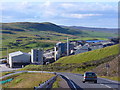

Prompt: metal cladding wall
xmin=11 ymin=54 xmax=31 ymax=63
xmin=9 ymin=53 xmax=31 ymax=68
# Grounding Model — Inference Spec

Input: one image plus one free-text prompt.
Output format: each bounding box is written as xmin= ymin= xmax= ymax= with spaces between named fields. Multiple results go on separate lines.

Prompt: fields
xmin=1 ymin=72 xmax=55 ymax=88
xmin=1 ymin=22 xmax=117 ymax=58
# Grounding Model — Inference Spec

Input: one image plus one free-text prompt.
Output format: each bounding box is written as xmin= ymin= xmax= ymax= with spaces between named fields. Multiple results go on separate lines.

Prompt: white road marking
xmin=100 ymin=84 xmax=112 ymax=88
xmin=64 ymin=75 xmax=77 ymax=90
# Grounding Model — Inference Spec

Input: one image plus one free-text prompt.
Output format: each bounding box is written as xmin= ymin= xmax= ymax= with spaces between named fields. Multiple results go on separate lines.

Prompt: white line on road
xmin=100 ymin=84 xmax=112 ymax=88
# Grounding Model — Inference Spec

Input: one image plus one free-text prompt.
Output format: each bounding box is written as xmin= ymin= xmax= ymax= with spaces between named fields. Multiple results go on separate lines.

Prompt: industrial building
xmin=54 ymin=41 xmax=74 ymax=60
xmin=8 ymin=49 xmax=44 ymax=68
xmin=31 ymin=49 xmax=43 ymax=64
xmin=9 ymin=51 xmax=31 ymax=68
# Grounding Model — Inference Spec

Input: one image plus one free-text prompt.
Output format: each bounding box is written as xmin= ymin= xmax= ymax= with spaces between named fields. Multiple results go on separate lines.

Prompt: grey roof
xmin=9 ymin=51 xmax=30 ymax=57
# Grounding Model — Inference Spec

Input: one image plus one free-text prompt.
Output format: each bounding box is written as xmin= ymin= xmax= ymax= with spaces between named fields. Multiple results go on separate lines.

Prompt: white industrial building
xmin=8 ymin=49 xmax=44 ymax=68
xmin=54 ymin=46 xmax=61 ymax=61
xmin=31 ymin=49 xmax=43 ymax=64
xmin=9 ymin=51 xmax=31 ymax=68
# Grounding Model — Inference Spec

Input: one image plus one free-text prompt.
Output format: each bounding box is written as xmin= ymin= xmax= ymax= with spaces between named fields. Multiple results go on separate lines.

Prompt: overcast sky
xmin=1 ymin=0 xmax=118 ymax=28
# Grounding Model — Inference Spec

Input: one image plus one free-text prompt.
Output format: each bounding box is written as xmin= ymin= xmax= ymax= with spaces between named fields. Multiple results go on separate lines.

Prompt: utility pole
xmin=67 ymin=37 xmax=69 ymax=56
xmin=7 ymin=47 xmax=9 ymax=63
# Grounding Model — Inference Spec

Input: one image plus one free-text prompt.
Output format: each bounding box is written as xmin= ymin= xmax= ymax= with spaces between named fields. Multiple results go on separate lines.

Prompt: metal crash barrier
xmin=34 ymin=75 xmax=58 ymax=89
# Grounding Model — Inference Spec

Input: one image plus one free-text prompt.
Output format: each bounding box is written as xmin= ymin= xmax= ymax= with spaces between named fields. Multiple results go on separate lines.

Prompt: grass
xmin=2 ymin=72 xmax=55 ymax=88
xmin=52 ymin=76 xmax=62 ymax=88
xmin=100 ymin=76 xmax=120 ymax=82
xmin=0 ymin=72 xmax=14 ymax=76
xmin=55 ymin=44 xmax=119 ymax=64
xmin=1 ymin=30 xmax=76 ymax=58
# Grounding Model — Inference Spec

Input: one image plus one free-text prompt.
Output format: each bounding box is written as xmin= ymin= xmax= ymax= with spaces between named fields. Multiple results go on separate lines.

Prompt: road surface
xmin=0 ymin=71 xmax=119 ymax=89
xmin=0 ymin=64 xmax=21 ymax=72
xmin=58 ymin=72 xmax=120 ymax=90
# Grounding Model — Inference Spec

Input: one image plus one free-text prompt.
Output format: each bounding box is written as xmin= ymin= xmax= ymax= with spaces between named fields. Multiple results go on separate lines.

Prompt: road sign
xmin=106 ymin=63 xmax=110 ymax=68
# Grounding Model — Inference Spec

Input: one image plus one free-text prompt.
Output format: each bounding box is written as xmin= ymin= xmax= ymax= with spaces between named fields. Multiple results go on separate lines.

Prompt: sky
xmin=0 ymin=0 xmax=118 ymax=28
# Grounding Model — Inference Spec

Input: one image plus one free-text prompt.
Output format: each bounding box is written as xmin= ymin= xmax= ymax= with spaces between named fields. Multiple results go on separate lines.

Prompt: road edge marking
xmin=100 ymin=84 xmax=112 ymax=88
xmin=64 ymin=75 xmax=77 ymax=90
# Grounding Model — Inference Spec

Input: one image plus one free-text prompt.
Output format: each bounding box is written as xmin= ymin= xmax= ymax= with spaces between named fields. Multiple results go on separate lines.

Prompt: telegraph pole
xmin=7 ymin=47 xmax=9 ymax=63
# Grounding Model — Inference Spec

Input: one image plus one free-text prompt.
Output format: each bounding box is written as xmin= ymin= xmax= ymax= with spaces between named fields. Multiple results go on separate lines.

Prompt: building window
xmin=36 ymin=57 xmax=38 ymax=62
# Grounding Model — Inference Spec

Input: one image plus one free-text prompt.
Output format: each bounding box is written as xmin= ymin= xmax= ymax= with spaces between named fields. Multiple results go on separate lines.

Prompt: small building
xmin=31 ymin=49 xmax=43 ymax=64
xmin=9 ymin=51 xmax=31 ymax=68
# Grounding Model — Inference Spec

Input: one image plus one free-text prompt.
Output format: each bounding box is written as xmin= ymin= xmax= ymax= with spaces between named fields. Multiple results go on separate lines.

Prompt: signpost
xmin=105 ymin=63 xmax=110 ymax=76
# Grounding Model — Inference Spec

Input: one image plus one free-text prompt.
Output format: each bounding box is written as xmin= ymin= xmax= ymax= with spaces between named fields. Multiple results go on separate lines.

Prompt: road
xmin=58 ymin=72 xmax=120 ymax=90
xmin=0 ymin=64 xmax=21 ymax=72
xmin=0 ymin=71 xmax=120 ymax=89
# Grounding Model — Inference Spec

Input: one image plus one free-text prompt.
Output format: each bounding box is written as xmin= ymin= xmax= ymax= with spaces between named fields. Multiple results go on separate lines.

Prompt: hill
xmin=1 ymin=22 xmax=117 ymax=37
xmin=1 ymin=22 xmax=83 ymax=35
xmin=20 ymin=44 xmax=119 ymax=74
xmin=1 ymin=22 xmax=118 ymax=58
xmin=65 ymin=26 xmax=118 ymax=34
xmin=55 ymin=44 xmax=119 ymax=64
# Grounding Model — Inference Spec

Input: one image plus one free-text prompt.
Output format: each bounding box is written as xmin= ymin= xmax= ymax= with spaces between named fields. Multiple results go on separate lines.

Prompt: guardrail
xmin=34 ymin=75 xmax=58 ymax=89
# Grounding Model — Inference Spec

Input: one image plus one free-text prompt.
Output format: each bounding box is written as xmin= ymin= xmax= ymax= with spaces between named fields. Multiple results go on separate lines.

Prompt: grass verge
xmin=2 ymin=72 xmax=55 ymax=88
xmin=52 ymin=76 xmax=62 ymax=88
xmin=100 ymin=76 xmax=120 ymax=82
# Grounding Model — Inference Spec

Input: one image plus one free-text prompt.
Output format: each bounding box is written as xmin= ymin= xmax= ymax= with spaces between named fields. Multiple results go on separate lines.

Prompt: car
xmin=82 ymin=72 xmax=97 ymax=83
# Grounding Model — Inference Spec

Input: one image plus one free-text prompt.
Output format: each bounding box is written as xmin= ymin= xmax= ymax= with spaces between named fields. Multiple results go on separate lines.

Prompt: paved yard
xmin=0 ymin=64 xmax=21 ymax=72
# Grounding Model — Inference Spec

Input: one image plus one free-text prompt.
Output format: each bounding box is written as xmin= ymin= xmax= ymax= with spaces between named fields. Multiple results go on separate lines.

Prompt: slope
xmin=55 ymin=44 xmax=119 ymax=64
xmin=20 ymin=44 xmax=119 ymax=74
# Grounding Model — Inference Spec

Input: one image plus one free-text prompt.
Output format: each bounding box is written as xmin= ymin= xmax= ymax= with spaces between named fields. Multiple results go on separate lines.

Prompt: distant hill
xmin=1 ymin=22 xmax=117 ymax=38
xmin=65 ymin=26 xmax=118 ymax=34
xmin=1 ymin=22 xmax=84 ymax=35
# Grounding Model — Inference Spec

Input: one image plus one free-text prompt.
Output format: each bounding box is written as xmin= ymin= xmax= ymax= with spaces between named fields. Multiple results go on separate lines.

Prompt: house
xmin=9 ymin=51 xmax=31 ymax=68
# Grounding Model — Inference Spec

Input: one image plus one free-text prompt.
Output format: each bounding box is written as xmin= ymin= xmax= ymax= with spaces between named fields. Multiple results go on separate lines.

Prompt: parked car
xmin=82 ymin=72 xmax=97 ymax=83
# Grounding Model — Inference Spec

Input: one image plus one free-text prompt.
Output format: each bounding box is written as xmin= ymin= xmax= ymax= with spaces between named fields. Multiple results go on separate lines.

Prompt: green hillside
xmin=20 ymin=44 xmax=119 ymax=74
xmin=0 ymin=22 xmax=117 ymax=58
xmin=55 ymin=44 xmax=119 ymax=64
xmin=1 ymin=22 xmax=83 ymax=35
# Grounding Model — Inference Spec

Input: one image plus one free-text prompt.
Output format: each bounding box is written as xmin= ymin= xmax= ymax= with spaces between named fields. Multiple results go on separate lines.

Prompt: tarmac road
xmin=58 ymin=72 xmax=120 ymax=90
xmin=0 ymin=71 xmax=120 ymax=90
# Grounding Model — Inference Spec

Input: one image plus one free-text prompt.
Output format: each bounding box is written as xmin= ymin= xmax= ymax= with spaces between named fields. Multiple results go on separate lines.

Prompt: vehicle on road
xmin=82 ymin=72 xmax=97 ymax=83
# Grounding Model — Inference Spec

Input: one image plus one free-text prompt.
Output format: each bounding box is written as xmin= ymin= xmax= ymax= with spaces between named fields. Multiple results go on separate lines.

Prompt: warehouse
xmin=9 ymin=51 xmax=31 ymax=68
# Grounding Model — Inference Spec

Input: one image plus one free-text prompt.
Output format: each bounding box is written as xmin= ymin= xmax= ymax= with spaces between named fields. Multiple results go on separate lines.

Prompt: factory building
xmin=31 ymin=49 xmax=43 ymax=64
xmin=75 ymin=43 xmax=91 ymax=55
xmin=54 ymin=42 xmax=74 ymax=60
xmin=9 ymin=51 xmax=31 ymax=68
xmin=8 ymin=49 xmax=43 ymax=68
